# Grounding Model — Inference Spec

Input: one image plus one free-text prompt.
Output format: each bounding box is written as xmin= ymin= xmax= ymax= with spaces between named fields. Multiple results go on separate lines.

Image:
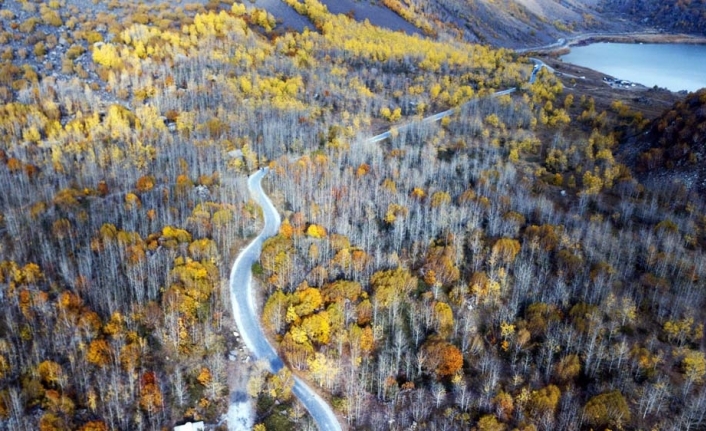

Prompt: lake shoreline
xmin=558 ymin=42 xmax=706 ymax=93
xmin=520 ymin=31 xmax=706 ymax=56
xmin=567 ymin=32 xmax=706 ymax=49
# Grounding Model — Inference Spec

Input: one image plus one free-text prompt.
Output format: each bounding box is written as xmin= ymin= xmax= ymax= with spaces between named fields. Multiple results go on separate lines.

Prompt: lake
xmin=560 ymin=43 xmax=706 ymax=93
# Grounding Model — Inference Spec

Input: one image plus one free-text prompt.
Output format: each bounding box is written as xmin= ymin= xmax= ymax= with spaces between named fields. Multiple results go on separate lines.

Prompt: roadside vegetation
xmin=259 ymin=67 xmax=706 ymax=429
xmin=0 ymin=0 xmax=524 ymax=429
xmin=0 ymin=0 xmax=704 ymax=430
xmin=602 ymin=0 xmax=706 ymax=36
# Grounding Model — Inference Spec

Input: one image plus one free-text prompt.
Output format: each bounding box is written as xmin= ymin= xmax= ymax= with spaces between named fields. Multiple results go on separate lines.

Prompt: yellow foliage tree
xmin=279 ymin=218 xmax=294 ymax=238
xmin=433 ymin=302 xmax=454 ymax=338
xmin=92 ymin=43 xmax=122 ymax=68
xmin=300 ymin=311 xmax=331 ymax=344
xmin=555 ymin=354 xmax=581 ymax=382
xmin=476 ymin=414 xmax=506 ymax=431
xmin=38 ymin=412 xmax=67 ymax=431
xmin=79 ymin=421 xmax=108 ymax=431
xmin=491 ymin=238 xmax=521 ymax=264
xmin=349 ymin=324 xmax=374 ymax=357
xmin=294 ymin=286 xmax=323 ymax=317
xmin=307 ymin=352 xmax=338 ymax=388
xmin=86 ymin=339 xmax=112 ymax=367
xmin=528 ymin=384 xmax=561 ymax=417
xmin=683 ymin=350 xmax=706 ymax=389
xmin=306 ymin=224 xmax=327 ymax=238
xmin=37 ymin=360 xmax=63 ymax=386
xmin=161 ymin=226 xmax=192 ymax=247
xmin=321 ymin=279 xmax=362 ymax=304
xmin=265 ymin=368 xmax=294 ymax=401
xmin=371 ymin=267 xmax=416 ymax=309
xmin=583 ymin=390 xmax=630 ymax=428
xmin=197 ymin=367 xmax=212 ymax=387
xmin=430 ymin=191 xmax=451 ymax=208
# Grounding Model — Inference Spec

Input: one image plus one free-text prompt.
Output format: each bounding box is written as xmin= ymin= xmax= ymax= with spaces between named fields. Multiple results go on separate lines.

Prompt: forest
xmin=601 ymin=0 xmax=706 ymax=36
xmin=0 ymin=0 xmax=704 ymax=430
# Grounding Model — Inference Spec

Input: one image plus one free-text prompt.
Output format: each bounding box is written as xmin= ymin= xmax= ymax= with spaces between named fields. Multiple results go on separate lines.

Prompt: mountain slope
xmin=621 ymin=89 xmax=706 ymax=192
xmin=601 ymin=0 xmax=706 ymax=36
xmin=404 ymin=0 xmax=610 ymax=47
xmin=260 ymin=0 xmax=705 ymax=48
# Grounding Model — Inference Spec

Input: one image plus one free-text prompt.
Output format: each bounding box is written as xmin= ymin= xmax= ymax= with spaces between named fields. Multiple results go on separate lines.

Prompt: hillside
xmin=410 ymin=0 xmax=706 ymax=47
xmin=254 ymin=0 xmax=617 ymax=48
xmin=601 ymin=0 xmax=706 ymax=36
xmin=619 ymin=89 xmax=706 ymax=192
xmin=374 ymin=0 xmax=613 ymax=47
xmin=0 ymin=0 xmax=705 ymax=430
xmin=255 ymin=0 xmax=706 ymax=49
xmin=414 ymin=0 xmax=706 ymax=46
xmin=0 ymin=0 xmax=523 ymax=429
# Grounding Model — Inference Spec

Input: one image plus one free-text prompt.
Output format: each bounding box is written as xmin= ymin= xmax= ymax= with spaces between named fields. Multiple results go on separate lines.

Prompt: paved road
xmin=229 ymin=63 xmax=547 ymax=430
xmin=529 ymin=57 xmax=582 ymax=83
xmin=229 ymin=168 xmax=342 ymax=431
xmin=516 ymin=31 xmax=678 ymax=55
xmin=516 ymin=37 xmax=566 ymax=54
xmin=368 ymin=87 xmax=517 ymax=143
xmin=229 ymin=169 xmax=284 ymax=372
xmin=529 ymin=58 xmax=552 ymax=84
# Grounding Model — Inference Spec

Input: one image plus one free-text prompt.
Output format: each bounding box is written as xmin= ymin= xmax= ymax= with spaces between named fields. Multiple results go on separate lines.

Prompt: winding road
xmin=228 ymin=59 xmax=547 ymax=431
xmin=229 ymin=169 xmax=342 ymax=431
xmin=368 ymin=87 xmax=517 ymax=143
xmin=530 ymin=58 xmax=552 ymax=84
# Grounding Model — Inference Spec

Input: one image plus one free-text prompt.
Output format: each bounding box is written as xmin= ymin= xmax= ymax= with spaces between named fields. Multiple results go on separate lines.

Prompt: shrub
xmin=42 ymin=10 xmax=63 ymax=27
xmin=34 ymin=42 xmax=47 ymax=57
xmin=66 ymin=44 xmax=86 ymax=60
xmin=583 ymin=390 xmax=630 ymax=428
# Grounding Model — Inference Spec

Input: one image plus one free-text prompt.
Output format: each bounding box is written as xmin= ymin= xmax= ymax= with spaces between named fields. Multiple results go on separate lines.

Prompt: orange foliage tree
xmin=421 ymin=339 xmax=463 ymax=379
xmin=139 ymin=371 xmax=163 ymax=413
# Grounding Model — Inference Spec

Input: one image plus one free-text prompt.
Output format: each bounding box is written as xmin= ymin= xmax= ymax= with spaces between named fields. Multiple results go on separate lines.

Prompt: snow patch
xmin=226 ymin=396 xmax=253 ymax=431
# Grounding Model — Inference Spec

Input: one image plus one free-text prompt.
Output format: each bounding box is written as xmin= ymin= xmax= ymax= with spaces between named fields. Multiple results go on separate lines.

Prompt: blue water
xmin=561 ymin=43 xmax=706 ymax=92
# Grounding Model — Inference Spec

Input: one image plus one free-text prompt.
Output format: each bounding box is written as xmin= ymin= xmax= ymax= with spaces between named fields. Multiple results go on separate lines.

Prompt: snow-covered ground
xmin=225 ymin=392 xmax=253 ymax=431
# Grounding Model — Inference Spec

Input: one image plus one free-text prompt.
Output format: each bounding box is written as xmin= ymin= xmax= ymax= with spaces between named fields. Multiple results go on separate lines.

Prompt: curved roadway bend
xmin=229 ymin=168 xmax=342 ymax=431
xmin=230 ymin=64 xmax=543 ymax=430
xmin=368 ymin=87 xmax=517 ymax=143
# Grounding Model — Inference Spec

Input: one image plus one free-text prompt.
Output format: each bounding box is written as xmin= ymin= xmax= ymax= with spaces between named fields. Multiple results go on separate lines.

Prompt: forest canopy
xmin=0 ymin=0 xmax=704 ymax=430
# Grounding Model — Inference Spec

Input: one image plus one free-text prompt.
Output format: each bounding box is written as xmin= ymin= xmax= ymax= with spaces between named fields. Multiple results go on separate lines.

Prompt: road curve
xmin=229 ymin=65 xmax=546 ymax=430
xmin=368 ymin=87 xmax=517 ymax=143
xmin=529 ymin=58 xmax=551 ymax=84
xmin=229 ymin=168 xmax=342 ymax=431
xmin=529 ymin=57 xmax=582 ymax=83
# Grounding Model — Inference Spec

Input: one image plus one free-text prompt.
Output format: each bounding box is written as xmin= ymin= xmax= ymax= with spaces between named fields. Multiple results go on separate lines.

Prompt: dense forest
xmin=0 ymin=0 xmax=520 ymax=429
xmin=0 ymin=0 xmax=704 ymax=430
xmin=621 ymin=90 xmax=706 ymax=193
xmin=602 ymin=0 xmax=706 ymax=36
